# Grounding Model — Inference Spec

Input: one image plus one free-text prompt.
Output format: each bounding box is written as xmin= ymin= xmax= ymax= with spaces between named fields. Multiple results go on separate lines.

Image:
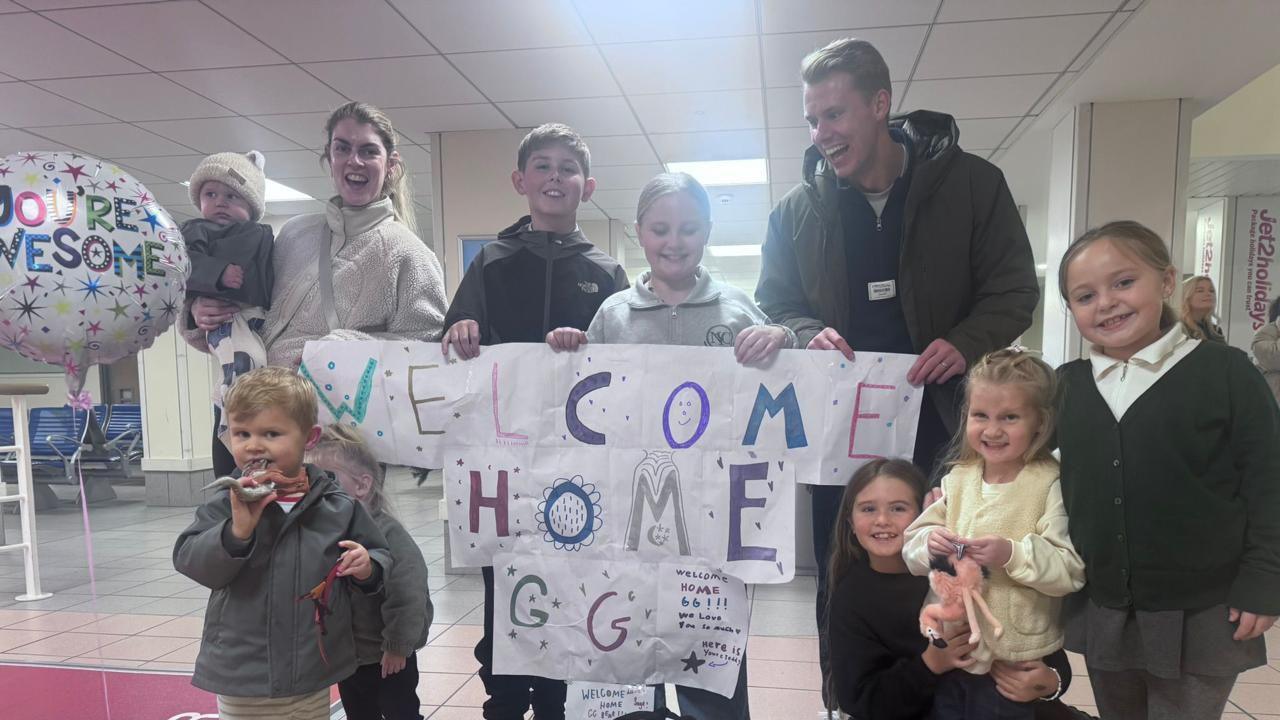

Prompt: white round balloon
xmin=0 ymin=151 xmax=190 ymax=396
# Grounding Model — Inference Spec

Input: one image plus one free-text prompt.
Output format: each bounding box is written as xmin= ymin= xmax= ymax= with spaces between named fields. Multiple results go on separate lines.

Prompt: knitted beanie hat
xmin=188 ymin=150 xmax=267 ymax=222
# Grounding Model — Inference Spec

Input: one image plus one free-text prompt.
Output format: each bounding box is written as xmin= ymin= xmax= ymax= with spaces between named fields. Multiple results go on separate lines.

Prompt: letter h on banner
xmin=469 ymin=469 xmax=510 ymax=536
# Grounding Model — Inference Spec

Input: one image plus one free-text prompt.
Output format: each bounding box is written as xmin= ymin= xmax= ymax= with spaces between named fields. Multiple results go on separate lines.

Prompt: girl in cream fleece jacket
xmin=902 ymin=349 xmax=1084 ymax=720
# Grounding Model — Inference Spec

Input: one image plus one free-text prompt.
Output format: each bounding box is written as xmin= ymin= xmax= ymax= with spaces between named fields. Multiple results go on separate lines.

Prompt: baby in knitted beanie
xmin=182 ymin=150 xmax=276 ymax=441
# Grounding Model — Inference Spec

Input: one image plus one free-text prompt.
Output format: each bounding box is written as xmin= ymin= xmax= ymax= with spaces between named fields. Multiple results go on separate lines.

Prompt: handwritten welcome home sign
xmin=299 ymin=342 xmax=921 ymax=694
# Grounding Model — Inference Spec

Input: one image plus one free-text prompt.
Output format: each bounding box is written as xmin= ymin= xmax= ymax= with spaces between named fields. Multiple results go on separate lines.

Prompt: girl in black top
xmin=826 ymin=458 xmax=1076 ymax=719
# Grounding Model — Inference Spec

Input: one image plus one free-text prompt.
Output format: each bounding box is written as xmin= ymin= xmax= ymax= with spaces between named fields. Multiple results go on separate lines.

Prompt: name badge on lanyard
xmin=868 ymin=279 xmax=897 ymax=301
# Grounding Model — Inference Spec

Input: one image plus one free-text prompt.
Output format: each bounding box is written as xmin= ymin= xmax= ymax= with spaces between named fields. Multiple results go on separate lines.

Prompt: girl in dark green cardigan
xmin=1056 ymin=220 xmax=1280 ymax=720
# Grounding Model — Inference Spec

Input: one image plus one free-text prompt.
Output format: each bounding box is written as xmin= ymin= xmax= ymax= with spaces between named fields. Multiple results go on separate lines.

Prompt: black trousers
xmin=814 ymin=389 xmax=952 ymax=706
xmin=931 ymin=670 xmax=1035 ymax=720
xmin=338 ymin=651 xmax=424 ymax=720
xmin=475 ymin=565 xmax=566 ymax=719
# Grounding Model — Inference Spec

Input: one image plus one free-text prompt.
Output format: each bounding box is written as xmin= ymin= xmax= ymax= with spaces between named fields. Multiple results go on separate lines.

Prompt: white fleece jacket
xmin=184 ymin=197 xmax=446 ymax=367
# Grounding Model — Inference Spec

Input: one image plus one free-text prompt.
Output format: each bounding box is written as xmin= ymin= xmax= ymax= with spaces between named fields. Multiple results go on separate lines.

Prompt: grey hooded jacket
xmin=174 ymin=466 xmax=391 ymax=698
xmin=587 ymin=267 xmax=796 ymax=349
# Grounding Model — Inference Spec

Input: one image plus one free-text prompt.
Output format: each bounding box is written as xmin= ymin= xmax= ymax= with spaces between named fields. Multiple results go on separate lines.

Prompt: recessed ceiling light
xmin=666 ymin=158 xmax=767 ymax=186
xmin=707 ymin=244 xmax=762 ymax=257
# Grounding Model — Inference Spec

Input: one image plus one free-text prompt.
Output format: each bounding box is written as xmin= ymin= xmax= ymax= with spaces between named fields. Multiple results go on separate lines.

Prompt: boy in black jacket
xmin=440 ymin=123 xmax=627 ymax=720
xmin=183 ymin=150 xmax=274 ymax=470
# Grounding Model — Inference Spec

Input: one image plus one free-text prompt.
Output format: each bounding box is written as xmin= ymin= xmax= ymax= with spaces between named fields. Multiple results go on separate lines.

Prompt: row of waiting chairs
xmin=0 ymin=404 xmax=143 ymax=506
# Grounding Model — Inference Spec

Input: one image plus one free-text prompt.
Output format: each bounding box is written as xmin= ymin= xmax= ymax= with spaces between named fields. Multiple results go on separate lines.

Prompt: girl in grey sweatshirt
xmin=546 ymin=172 xmax=794 ymax=720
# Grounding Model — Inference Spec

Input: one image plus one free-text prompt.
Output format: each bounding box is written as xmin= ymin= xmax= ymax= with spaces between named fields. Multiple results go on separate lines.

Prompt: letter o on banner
xmin=662 ymin=381 xmax=710 ymax=449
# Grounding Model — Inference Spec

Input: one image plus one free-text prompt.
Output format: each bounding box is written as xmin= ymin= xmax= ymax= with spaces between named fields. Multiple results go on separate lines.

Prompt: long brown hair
xmin=321 ymin=101 xmax=418 ymax=236
xmin=826 ymin=458 xmax=927 ymax=598
xmin=1058 ymin=220 xmax=1178 ymax=332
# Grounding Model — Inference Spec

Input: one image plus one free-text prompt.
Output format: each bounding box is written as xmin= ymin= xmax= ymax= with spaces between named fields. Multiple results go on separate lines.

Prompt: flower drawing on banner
xmin=537 ymin=475 xmax=603 ymax=551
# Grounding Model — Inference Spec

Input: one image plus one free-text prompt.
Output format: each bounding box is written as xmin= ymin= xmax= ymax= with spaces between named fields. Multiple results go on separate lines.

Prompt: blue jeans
xmin=653 ymin=656 xmax=750 ymax=719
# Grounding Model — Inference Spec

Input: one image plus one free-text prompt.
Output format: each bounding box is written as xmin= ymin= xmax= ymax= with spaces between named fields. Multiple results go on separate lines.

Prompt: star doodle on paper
xmin=513 ymin=493 xmax=520 ymax=500
xmin=21 ymin=275 xmax=42 ymax=291
xmin=551 ymin=598 xmax=561 ymax=609
xmin=513 ymin=467 xmax=520 ymax=473
xmin=85 ymin=179 xmax=101 ymax=192
xmin=106 ymin=180 xmax=120 ymax=192
xmin=19 ymin=153 xmax=42 ymax=166
xmin=455 ymin=458 xmax=464 ymax=467
xmin=681 ymin=651 xmax=706 ymax=674
xmin=507 ymin=629 xmax=517 ymax=639
xmin=160 ymin=299 xmax=178 ymax=319
xmin=87 ymin=321 xmax=103 ymax=336
xmin=539 ymin=640 xmax=548 ymax=650
xmin=0 ymin=166 xmax=10 ymax=178
xmin=134 ymin=190 xmax=152 ymax=204
xmin=452 ymin=412 xmax=461 ymax=419
xmin=108 ymin=299 xmax=129 ymax=319
xmin=454 ymin=499 xmax=462 ymax=506
xmin=528 ymin=594 xmax=536 ymax=603
xmin=131 ymin=284 xmax=148 ymax=302
xmin=506 ymin=565 xmax=516 ymax=576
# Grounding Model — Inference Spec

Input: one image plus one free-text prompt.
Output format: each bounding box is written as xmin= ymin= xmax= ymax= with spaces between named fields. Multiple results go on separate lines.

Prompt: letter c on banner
xmin=587 ymin=591 xmax=630 ymax=651
xmin=662 ymin=381 xmax=709 ymax=449
xmin=566 ymin=371 xmax=611 ymax=445
xmin=510 ymin=574 xmax=549 ymax=628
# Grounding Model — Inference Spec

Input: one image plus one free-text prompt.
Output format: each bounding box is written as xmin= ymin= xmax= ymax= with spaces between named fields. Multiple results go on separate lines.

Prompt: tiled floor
xmin=1 ymin=473 xmax=1278 ymax=719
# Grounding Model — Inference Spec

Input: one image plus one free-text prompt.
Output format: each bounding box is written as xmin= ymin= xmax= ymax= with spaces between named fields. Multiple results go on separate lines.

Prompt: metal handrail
xmin=0 ymin=384 xmax=52 ymax=601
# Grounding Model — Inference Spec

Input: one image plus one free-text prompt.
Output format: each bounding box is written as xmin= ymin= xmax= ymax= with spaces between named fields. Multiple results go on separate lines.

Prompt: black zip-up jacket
xmin=444 ymin=216 xmax=628 ymax=344
xmin=756 ymin=110 xmax=1039 ymax=431
xmin=182 ymin=217 xmax=275 ymax=316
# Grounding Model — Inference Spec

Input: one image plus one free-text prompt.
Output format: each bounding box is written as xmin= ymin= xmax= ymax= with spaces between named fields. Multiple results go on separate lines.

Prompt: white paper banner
xmin=298 ymin=341 xmax=922 ymax=486
xmin=565 ymin=682 xmax=654 ymax=719
xmin=298 ymin=341 xmax=920 ymax=694
xmin=493 ymin=552 xmax=749 ymax=698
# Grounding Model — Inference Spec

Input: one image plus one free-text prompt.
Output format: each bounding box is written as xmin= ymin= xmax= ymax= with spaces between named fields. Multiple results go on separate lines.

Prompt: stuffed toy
xmin=919 ymin=551 xmax=1004 ymax=648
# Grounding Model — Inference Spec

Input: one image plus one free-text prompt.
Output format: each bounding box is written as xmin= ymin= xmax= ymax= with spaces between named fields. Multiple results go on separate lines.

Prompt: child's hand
xmin=1229 ymin=607 xmax=1278 ymax=641
xmin=381 ymin=651 xmax=407 ymax=678
xmin=991 ymin=660 xmax=1060 ymax=701
xmin=442 ymin=319 xmax=480 ymax=360
xmin=922 ymin=487 xmax=944 ymax=510
xmin=336 ymin=540 xmax=372 ymax=581
xmin=921 ymin=624 xmax=975 ymax=674
xmin=228 ymin=477 xmax=277 ymax=541
xmin=734 ymin=325 xmax=787 ymax=365
xmin=927 ymin=528 xmax=962 ymax=558
xmin=220 ymin=263 xmax=244 ymax=289
xmin=546 ymin=327 xmax=588 ymax=352
xmin=961 ymin=535 xmax=1013 ymax=568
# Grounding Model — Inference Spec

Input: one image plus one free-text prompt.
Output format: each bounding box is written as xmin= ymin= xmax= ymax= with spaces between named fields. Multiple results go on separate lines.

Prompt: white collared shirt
xmin=1088 ymin=324 xmax=1200 ymax=420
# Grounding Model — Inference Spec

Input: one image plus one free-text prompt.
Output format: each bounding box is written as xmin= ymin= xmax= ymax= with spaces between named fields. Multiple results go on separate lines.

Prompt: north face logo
xmin=578 ymin=281 xmax=599 ymax=294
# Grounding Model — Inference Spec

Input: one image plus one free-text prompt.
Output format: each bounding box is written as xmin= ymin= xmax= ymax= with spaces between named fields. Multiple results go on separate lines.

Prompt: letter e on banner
xmin=849 ymin=382 xmax=894 ymax=459
xmin=727 ymin=462 xmax=777 ymax=563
